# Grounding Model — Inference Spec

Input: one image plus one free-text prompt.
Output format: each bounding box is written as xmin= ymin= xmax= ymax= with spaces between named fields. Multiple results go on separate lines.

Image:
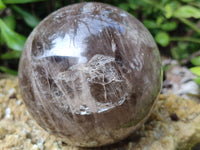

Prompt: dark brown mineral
xmin=18 ymin=2 xmax=162 ymax=147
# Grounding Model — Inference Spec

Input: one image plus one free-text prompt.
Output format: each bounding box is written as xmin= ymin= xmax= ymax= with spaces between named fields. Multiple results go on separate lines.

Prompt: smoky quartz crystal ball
xmin=18 ymin=2 xmax=162 ymax=147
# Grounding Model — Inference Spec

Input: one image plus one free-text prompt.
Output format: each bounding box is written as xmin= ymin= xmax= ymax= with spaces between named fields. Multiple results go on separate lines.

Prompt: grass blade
xmin=0 ymin=19 xmax=26 ymax=51
xmin=0 ymin=66 xmax=18 ymax=76
xmin=12 ymin=5 xmax=40 ymax=28
xmin=0 ymin=0 xmax=6 ymax=10
xmin=0 ymin=51 xmax=21 ymax=59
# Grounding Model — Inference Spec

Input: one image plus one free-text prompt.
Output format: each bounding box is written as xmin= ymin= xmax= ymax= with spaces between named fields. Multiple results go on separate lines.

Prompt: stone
xmin=162 ymin=64 xmax=199 ymax=100
xmin=18 ymin=2 xmax=162 ymax=147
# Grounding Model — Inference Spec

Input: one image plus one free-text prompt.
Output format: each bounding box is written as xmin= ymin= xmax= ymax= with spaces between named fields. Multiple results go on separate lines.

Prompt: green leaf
xmin=161 ymin=21 xmax=178 ymax=31
xmin=3 ymin=0 xmax=45 ymax=4
xmin=127 ymin=0 xmax=139 ymax=10
xmin=165 ymin=4 xmax=174 ymax=18
xmin=0 ymin=66 xmax=18 ymax=76
xmin=0 ymin=51 xmax=21 ymax=59
xmin=156 ymin=16 xmax=165 ymax=26
xmin=0 ymin=19 xmax=26 ymax=51
xmin=127 ymin=0 xmax=135 ymax=4
xmin=118 ymin=3 xmax=129 ymax=11
xmin=164 ymin=1 xmax=180 ymax=18
xmin=129 ymin=4 xmax=138 ymax=10
xmin=3 ymin=15 xmax=16 ymax=30
xmin=143 ymin=0 xmax=165 ymax=11
xmin=170 ymin=47 xmax=179 ymax=60
xmin=155 ymin=31 xmax=170 ymax=47
xmin=191 ymin=56 xmax=200 ymax=66
xmin=174 ymin=5 xmax=200 ymax=18
xmin=143 ymin=20 xmax=157 ymax=29
xmin=0 ymin=0 xmax=6 ymax=10
xmin=190 ymin=67 xmax=200 ymax=76
xmin=194 ymin=77 xmax=200 ymax=85
xmin=1 ymin=15 xmax=16 ymax=45
xmin=171 ymin=42 xmax=189 ymax=60
xmin=12 ymin=5 xmax=40 ymax=28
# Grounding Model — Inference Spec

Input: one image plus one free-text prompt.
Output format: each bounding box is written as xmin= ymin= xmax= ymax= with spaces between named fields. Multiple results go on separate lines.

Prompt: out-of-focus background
xmin=0 ymin=1 xmax=200 ymax=149
xmin=0 ymin=0 xmax=200 ymax=83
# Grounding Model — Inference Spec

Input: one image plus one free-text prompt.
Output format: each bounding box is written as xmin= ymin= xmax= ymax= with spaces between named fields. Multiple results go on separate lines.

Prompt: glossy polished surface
xmin=18 ymin=2 xmax=162 ymax=147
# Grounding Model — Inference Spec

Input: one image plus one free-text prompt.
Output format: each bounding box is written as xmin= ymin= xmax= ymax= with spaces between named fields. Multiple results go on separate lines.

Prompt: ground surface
xmin=0 ymin=64 xmax=200 ymax=150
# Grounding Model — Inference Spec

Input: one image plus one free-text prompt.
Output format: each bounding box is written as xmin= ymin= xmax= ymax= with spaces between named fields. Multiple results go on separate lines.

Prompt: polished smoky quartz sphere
xmin=18 ymin=2 xmax=162 ymax=147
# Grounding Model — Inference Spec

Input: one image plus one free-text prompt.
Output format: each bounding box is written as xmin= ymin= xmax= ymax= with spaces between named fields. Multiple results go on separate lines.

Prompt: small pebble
xmin=5 ymin=107 xmax=11 ymax=118
xmin=17 ymin=99 xmax=21 ymax=105
xmin=9 ymin=93 xmax=16 ymax=99
xmin=8 ymin=88 xmax=15 ymax=96
xmin=170 ymin=113 xmax=179 ymax=121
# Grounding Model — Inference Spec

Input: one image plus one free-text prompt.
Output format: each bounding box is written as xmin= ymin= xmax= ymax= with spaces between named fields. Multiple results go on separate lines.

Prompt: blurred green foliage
xmin=191 ymin=56 xmax=200 ymax=84
xmin=0 ymin=0 xmax=200 ymax=77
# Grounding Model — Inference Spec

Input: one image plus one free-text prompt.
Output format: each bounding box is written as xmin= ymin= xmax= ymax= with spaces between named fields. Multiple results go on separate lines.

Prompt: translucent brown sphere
xmin=18 ymin=2 xmax=162 ymax=147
